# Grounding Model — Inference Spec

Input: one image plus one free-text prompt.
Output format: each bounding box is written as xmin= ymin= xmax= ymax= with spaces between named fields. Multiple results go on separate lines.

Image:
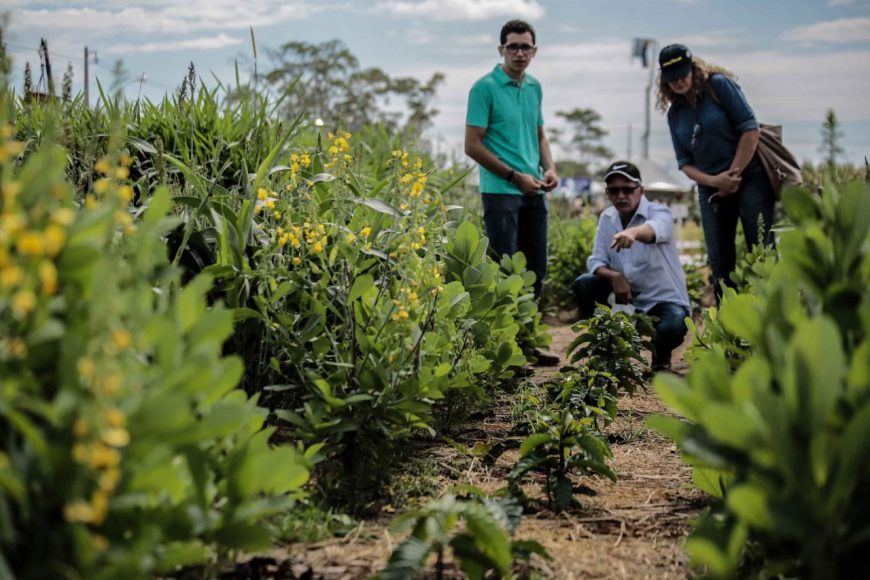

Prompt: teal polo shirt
xmin=466 ymin=65 xmax=544 ymax=195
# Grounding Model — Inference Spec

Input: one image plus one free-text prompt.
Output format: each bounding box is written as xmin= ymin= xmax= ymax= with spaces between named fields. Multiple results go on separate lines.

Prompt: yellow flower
xmin=119 ymin=185 xmax=134 ymax=203
xmin=85 ymin=195 xmax=98 ymax=209
xmin=88 ymin=444 xmax=120 ymax=468
xmin=0 ymin=124 xmax=12 ymax=138
xmin=114 ymin=167 xmax=129 ymax=180
xmin=408 ymin=291 xmax=418 ymax=302
xmin=38 ymin=261 xmax=58 ymax=294
xmin=0 ymin=265 xmax=24 ymax=289
xmin=2 ymin=181 xmax=21 ymax=200
xmin=300 ymin=154 xmax=311 ymax=167
xmin=4 ymin=338 xmax=27 ymax=359
xmin=90 ymin=489 xmax=109 ymax=524
xmin=345 ymin=233 xmax=356 ymax=243
xmin=292 ymin=256 xmax=302 ymax=266
xmin=273 ymin=211 xmax=282 ymax=220
xmin=16 ymin=231 xmax=45 ymax=256
xmin=257 ymin=188 xmax=269 ymax=201
xmin=78 ymin=357 xmax=96 ymax=382
xmin=43 ymin=224 xmax=67 ymax=256
xmin=98 ymin=467 xmax=121 ymax=492
xmin=51 ymin=208 xmax=75 ymax=226
xmin=328 ymin=146 xmax=339 ymax=155
xmin=2 ymin=141 xmax=24 ymax=158
xmin=111 ymin=329 xmax=132 ymax=350
xmin=101 ymin=427 xmax=130 ymax=448
xmin=360 ymin=226 xmax=372 ymax=239
xmin=94 ymin=158 xmax=111 ymax=174
xmin=94 ymin=178 xmax=111 ymax=195
xmin=11 ymin=290 xmax=37 ymax=315
xmin=120 ymin=153 xmax=133 ymax=167
xmin=64 ymin=500 xmax=96 ymax=523
xmin=97 ymin=372 xmax=123 ymax=396
xmin=104 ymin=408 xmax=126 ymax=428
xmin=312 ymin=241 xmax=323 ymax=254
xmin=73 ymin=418 xmax=90 ymax=438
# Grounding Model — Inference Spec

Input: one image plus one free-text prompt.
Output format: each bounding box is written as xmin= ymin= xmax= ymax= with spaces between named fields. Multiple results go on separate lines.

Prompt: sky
xmin=4 ymin=0 xmax=870 ymax=176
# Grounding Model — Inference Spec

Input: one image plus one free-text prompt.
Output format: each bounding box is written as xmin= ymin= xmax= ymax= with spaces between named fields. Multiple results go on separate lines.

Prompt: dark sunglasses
xmin=605 ymin=185 xmax=640 ymax=196
xmin=503 ymin=43 xmax=536 ymax=54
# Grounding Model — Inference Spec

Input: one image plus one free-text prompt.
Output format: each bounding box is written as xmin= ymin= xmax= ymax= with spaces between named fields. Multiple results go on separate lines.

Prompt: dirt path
xmin=260 ymin=321 xmax=703 ymax=579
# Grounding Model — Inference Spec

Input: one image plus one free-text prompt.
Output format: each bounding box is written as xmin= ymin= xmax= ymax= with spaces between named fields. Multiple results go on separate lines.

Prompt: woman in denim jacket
xmin=657 ymin=44 xmax=775 ymax=302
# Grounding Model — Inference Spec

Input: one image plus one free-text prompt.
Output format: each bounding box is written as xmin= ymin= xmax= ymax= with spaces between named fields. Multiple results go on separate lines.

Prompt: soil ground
xmin=249 ymin=318 xmax=705 ymax=579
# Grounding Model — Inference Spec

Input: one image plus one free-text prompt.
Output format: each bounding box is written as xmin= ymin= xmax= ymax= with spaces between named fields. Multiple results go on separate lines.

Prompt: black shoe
xmin=530 ymin=348 xmax=560 ymax=367
xmin=651 ymin=361 xmax=672 ymax=372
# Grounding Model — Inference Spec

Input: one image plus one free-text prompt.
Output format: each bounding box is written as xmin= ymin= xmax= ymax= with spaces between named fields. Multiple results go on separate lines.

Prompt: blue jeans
xmin=573 ymin=273 xmax=689 ymax=367
xmin=481 ymin=193 xmax=548 ymax=298
xmin=698 ymin=159 xmax=775 ymax=301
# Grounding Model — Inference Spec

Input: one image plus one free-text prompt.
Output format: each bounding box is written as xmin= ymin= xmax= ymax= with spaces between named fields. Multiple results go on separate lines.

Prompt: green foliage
xmin=566 ymin=306 xmax=652 ymax=396
xmin=649 ymin=181 xmax=870 ymax=578
xmin=0 ymin=133 xmax=308 ymax=576
xmin=543 ymin=214 xmax=597 ymax=311
xmin=380 ymin=489 xmax=549 ymax=579
xmin=510 ymin=409 xmax=616 ymax=512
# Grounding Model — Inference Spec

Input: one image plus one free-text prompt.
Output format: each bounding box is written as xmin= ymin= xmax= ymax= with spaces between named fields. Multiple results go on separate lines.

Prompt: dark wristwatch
xmin=505 ymin=169 xmax=516 ymax=183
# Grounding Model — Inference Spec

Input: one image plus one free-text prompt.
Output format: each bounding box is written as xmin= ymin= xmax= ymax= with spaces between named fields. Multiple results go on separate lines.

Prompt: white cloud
xmin=375 ymin=0 xmax=544 ymax=21
xmin=784 ymin=17 xmax=870 ymax=43
xmin=110 ymin=33 xmax=242 ymax=54
xmin=10 ymin=1 xmax=322 ymax=37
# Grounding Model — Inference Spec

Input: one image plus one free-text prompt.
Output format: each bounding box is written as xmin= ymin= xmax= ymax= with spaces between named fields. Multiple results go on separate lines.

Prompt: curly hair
xmin=656 ymin=56 xmax=736 ymax=113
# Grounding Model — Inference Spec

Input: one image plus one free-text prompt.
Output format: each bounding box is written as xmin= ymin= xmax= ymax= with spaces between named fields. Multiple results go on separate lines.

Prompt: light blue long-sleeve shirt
xmin=587 ymin=195 xmax=691 ymax=312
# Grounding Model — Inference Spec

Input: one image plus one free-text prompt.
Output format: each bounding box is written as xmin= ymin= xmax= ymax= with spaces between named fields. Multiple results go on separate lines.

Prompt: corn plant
xmin=650 ymin=181 xmax=870 ymax=578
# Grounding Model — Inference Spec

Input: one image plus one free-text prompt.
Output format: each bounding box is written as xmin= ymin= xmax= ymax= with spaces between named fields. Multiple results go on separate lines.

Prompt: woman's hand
xmin=709 ymin=167 xmax=742 ymax=199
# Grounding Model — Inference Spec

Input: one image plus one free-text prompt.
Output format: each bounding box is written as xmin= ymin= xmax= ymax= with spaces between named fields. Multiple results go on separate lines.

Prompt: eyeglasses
xmin=503 ymin=43 xmax=536 ymax=54
xmin=605 ymin=185 xmax=640 ymax=196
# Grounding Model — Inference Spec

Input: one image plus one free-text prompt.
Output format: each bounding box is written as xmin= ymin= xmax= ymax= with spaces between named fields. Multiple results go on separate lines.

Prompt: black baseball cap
xmin=604 ymin=161 xmax=642 ymax=183
xmin=659 ymin=44 xmax=693 ymax=83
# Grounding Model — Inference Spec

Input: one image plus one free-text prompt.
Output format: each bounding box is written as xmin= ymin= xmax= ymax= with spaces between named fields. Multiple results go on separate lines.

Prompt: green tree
xmin=819 ymin=108 xmax=845 ymax=170
xmin=265 ymin=39 xmax=443 ymax=134
xmin=555 ymin=107 xmax=613 ymax=170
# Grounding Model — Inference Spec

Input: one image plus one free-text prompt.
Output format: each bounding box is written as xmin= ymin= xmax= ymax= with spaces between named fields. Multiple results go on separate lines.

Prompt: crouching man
xmin=573 ymin=161 xmax=691 ymax=371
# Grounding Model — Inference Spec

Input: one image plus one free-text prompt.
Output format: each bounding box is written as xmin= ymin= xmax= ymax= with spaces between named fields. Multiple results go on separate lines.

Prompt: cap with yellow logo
xmin=659 ymin=44 xmax=693 ymax=83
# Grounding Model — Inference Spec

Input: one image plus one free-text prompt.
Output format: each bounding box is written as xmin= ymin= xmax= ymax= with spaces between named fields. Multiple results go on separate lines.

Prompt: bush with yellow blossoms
xmin=0 ymin=130 xmax=309 ymax=577
xmin=226 ymin=134 xmax=549 ymax=500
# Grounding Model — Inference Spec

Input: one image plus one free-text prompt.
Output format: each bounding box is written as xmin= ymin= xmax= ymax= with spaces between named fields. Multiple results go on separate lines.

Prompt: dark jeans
xmin=481 ymin=193 xmax=548 ymax=298
xmin=698 ymin=159 xmax=775 ymax=302
xmin=573 ymin=273 xmax=689 ymax=367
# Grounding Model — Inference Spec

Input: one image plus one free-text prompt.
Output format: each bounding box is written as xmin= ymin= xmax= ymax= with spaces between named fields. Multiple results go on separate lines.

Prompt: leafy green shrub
xmin=509 ymin=409 xmax=615 ymax=512
xmin=650 ymin=181 xmax=870 ymax=578
xmin=0 ymin=132 xmax=308 ymax=577
xmin=566 ymin=306 xmax=652 ymax=396
xmin=542 ymin=214 xmax=596 ymax=311
xmin=380 ymin=489 xmax=549 ymax=579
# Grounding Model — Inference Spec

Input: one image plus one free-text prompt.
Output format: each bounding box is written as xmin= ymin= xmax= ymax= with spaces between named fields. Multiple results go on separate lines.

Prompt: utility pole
xmin=632 ymin=38 xmax=657 ymax=160
xmin=84 ymin=46 xmax=89 ymax=106
xmin=40 ymin=38 xmax=54 ymax=96
xmin=83 ymin=47 xmax=97 ymax=108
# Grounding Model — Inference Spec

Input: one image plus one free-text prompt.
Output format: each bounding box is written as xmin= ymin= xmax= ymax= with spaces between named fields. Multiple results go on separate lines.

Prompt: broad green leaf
xmin=727 ymin=484 xmax=772 ymax=530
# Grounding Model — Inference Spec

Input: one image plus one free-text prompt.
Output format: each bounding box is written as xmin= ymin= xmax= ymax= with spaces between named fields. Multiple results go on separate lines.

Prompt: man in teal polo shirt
xmin=465 ymin=19 xmax=559 ymax=366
